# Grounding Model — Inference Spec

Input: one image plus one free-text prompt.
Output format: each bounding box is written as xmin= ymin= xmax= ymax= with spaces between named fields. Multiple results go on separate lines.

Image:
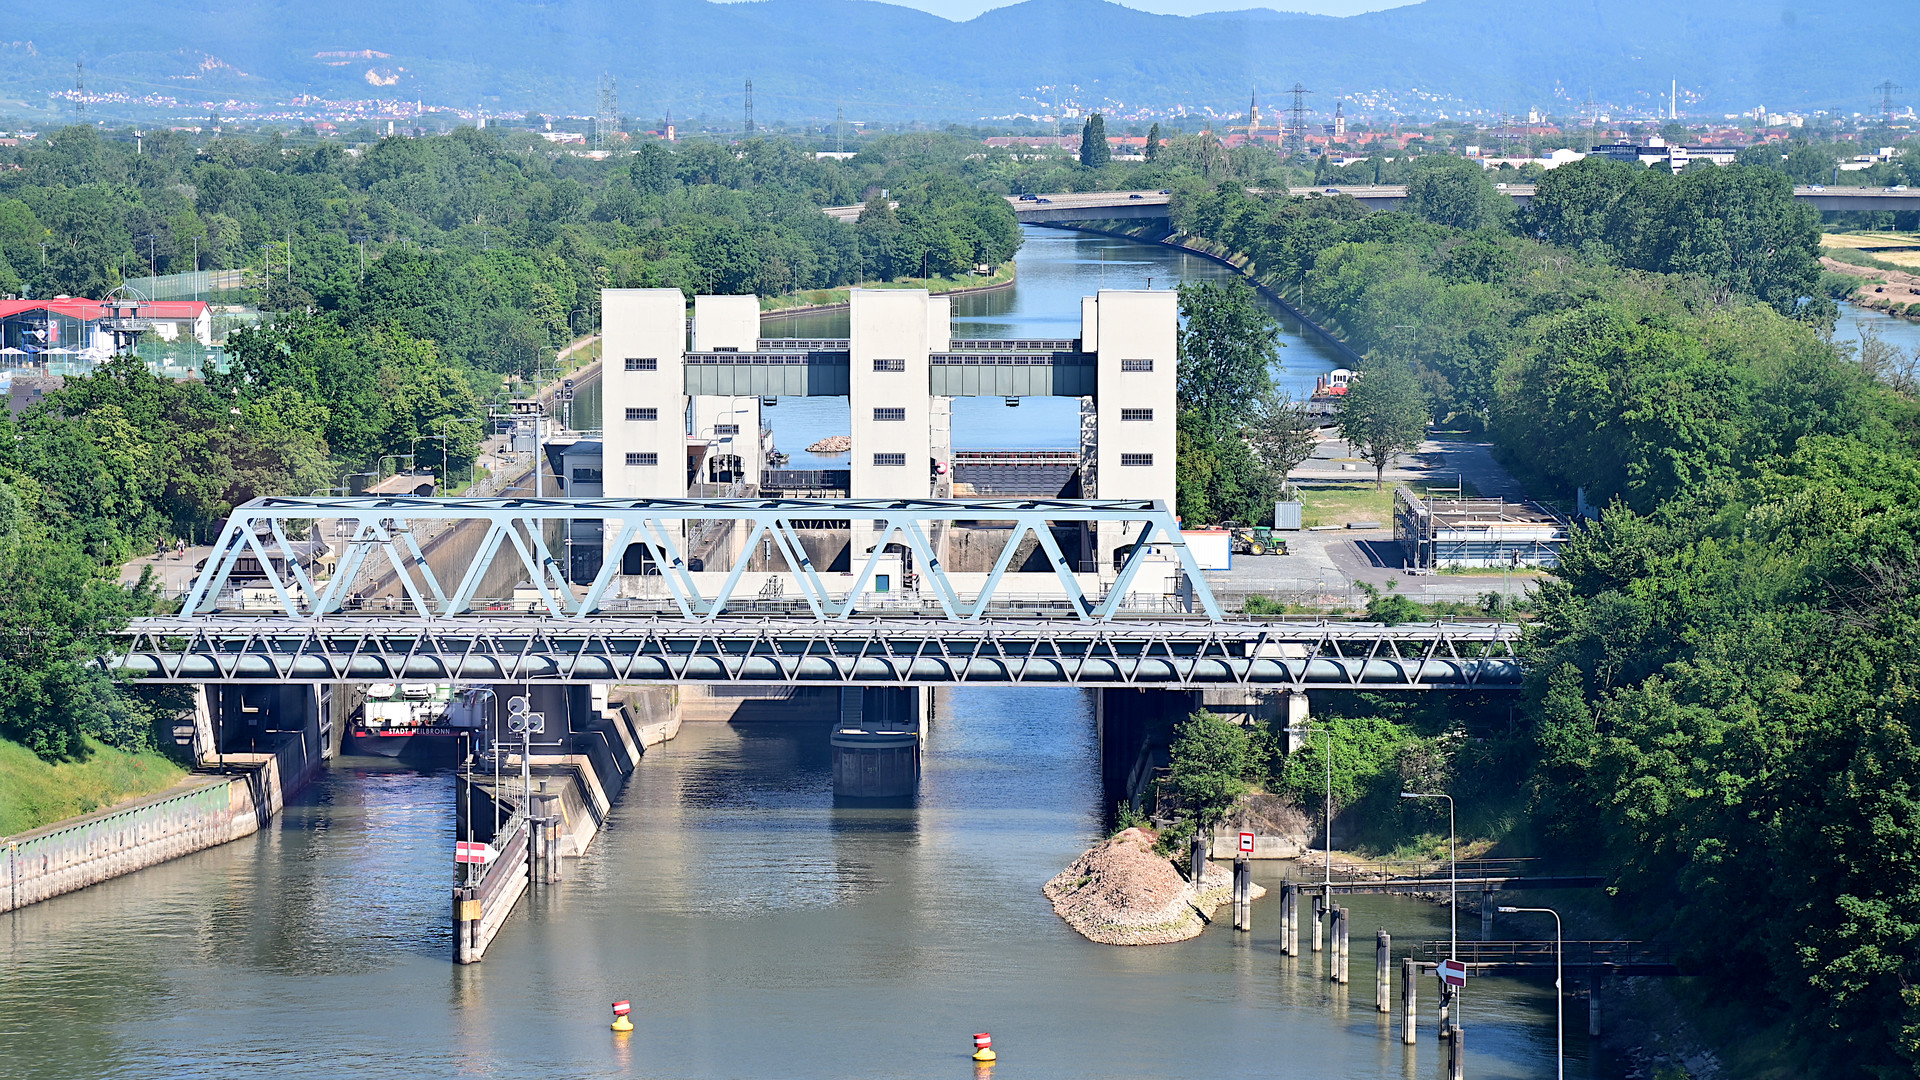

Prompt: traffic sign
xmin=1437 ymin=958 xmax=1468 ymax=987
xmin=455 ymin=840 xmax=494 ymax=865
xmin=1238 ymin=831 xmax=1256 ymax=855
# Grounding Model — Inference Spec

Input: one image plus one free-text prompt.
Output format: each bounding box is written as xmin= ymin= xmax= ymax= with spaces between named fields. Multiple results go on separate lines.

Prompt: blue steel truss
xmin=109 ymin=616 xmax=1523 ymax=687
xmin=181 ymin=496 xmax=1226 ymax=624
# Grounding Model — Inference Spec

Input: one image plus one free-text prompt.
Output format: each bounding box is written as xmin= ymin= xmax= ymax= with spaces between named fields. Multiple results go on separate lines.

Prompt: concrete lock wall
xmin=2 ymin=687 xmax=326 ymax=913
xmin=831 ymin=687 xmax=926 ymax=799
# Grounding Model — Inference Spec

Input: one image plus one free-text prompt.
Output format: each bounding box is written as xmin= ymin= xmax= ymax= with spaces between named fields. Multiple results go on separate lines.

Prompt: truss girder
xmin=108 ymin=618 xmax=1524 ymax=689
xmin=177 ymin=496 xmax=1226 ymax=624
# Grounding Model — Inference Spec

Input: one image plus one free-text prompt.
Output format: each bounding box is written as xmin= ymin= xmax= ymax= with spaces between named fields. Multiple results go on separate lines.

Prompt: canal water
xmin=573 ymin=226 xmax=1348 ymax=468
xmin=1 ymin=688 xmax=1585 ymax=1080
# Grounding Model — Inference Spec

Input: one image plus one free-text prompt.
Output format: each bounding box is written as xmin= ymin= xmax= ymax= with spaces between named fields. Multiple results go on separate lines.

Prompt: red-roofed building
xmin=0 ymin=298 xmax=212 ymax=363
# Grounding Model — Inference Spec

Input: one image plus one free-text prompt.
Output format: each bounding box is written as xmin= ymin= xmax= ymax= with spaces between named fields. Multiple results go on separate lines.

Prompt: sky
xmin=722 ymin=0 xmax=1416 ymax=22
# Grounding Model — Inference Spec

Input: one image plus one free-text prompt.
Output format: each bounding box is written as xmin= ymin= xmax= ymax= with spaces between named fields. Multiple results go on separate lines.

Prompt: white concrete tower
xmin=600 ymin=288 xmax=688 ymax=500
xmin=1088 ymin=289 xmax=1178 ymax=573
xmin=848 ymin=288 xmax=937 ymax=501
xmin=690 ymin=294 xmax=763 ymax=491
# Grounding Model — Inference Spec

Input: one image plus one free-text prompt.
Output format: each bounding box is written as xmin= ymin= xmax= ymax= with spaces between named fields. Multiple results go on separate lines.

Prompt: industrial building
xmin=594 ymin=286 xmax=1179 ymax=587
xmin=0 ymin=298 xmax=213 ymax=364
xmin=1393 ymin=488 xmax=1569 ymax=570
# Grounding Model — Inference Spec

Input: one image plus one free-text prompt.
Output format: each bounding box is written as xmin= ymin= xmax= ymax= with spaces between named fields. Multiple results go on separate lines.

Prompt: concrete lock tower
xmin=597 ymin=287 xmax=1179 ymax=796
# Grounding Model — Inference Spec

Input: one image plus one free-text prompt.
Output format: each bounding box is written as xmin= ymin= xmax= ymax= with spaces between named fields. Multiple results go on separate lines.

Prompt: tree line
xmin=1171 ymin=156 xmax=1919 ymax=1075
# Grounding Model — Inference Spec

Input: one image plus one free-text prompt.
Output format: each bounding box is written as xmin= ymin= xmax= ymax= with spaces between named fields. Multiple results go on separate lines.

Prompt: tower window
xmin=1120 ymin=358 xmax=1154 ymax=372
xmin=873 ymin=407 xmax=906 ymax=421
xmin=625 ymin=407 xmax=658 ymax=421
xmin=873 ymin=358 xmax=906 ymax=372
xmin=624 ymin=357 xmax=658 ymax=371
xmin=1120 ymin=408 xmax=1154 ymax=421
xmin=626 ymin=452 xmax=659 ymax=466
xmin=873 ymin=453 xmax=907 ymax=467
xmin=1120 ymin=453 xmax=1154 ymax=467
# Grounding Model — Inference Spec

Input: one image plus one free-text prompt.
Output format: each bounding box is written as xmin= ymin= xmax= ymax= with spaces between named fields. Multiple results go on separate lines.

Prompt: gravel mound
xmin=1044 ymin=827 xmax=1265 ymax=945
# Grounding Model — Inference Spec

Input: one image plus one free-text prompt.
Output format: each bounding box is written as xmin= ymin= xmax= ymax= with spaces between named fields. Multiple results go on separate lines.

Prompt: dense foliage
xmin=1175 ymin=152 xmax=1920 ymax=1076
xmin=1173 ymin=279 xmax=1317 ymax=525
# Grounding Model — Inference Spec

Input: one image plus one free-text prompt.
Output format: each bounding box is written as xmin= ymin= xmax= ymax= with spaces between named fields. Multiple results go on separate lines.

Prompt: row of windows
xmin=714 ymin=423 xmax=740 ymax=435
xmin=1120 ymin=408 xmax=1154 ymax=421
xmin=873 ymin=407 xmax=905 ymax=422
xmin=636 ymin=355 xmax=1156 ymax=373
xmin=616 ymin=451 xmax=1150 ymax=468
xmin=624 ymin=407 xmax=658 ymax=421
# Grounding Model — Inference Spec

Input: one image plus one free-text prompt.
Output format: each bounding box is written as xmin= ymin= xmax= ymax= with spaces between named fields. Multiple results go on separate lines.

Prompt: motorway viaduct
xmin=827 ymin=186 xmax=1920 ymax=226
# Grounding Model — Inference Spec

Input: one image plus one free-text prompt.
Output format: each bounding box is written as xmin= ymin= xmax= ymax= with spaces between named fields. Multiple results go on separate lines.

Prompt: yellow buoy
xmin=972 ymin=1032 xmax=996 ymax=1062
xmin=612 ymin=1000 xmax=634 ymax=1033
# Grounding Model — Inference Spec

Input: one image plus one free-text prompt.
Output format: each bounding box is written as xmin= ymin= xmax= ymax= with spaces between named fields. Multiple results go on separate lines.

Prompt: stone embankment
xmin=1044 ymin=827 xmax=1265 ymax=945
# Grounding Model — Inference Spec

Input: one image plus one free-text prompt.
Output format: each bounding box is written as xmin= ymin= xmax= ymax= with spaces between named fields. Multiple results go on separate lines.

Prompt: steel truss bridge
xmin=110 ymin=496 xmax=1525 ymax=688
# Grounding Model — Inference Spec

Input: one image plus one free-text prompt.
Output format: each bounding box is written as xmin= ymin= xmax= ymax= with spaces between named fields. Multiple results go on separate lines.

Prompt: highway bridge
xmin=826 ymin=184 xmax=1920 ymax=226
xmin=109 ymin=496 xmax=1524 ymax=689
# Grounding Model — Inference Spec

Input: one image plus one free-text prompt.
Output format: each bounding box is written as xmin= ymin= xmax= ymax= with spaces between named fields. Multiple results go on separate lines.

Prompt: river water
xmin=4 ymin=230 xmax=1582 ymax=1079
xmin=2 ymin=688 xmax=1585 ymax=1079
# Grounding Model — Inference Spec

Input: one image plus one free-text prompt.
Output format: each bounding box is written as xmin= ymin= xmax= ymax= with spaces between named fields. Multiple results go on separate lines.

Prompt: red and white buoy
xmin=972 ymin=1032 xmax=996 ymax=1062
xmin=611 ymin=1000 xmax=633 ymax=1033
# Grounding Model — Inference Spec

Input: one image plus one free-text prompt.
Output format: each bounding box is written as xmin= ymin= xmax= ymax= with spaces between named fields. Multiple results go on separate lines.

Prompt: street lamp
xmin=1287 ymin=724 xmax=1338 ymax=909
xmin=443 ymin=416 xmax=483 ymax=489
xmin=1400 ymin=790 xmax=1457 ymax=957
xmin=1499 ymin=905 xmax=1564 ymax=1080
xmin=378 ymin=453 xmax=414 ymax=480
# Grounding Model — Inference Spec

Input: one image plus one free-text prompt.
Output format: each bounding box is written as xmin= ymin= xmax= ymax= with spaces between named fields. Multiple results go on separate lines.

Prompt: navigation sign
xmin=455 ymin=841 xmax=494 ymax=865
xmin=1238 ymin=831 xmax=1256 ymax=856
xmin=612 ymin=1001 xmax=632 ymax=1017
xmin=1437 ymin=959 xmax=1468 ymax=987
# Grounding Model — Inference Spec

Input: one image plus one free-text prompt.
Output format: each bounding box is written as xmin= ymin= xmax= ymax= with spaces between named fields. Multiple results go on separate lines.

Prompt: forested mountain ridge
xmin=0 ymin=0 xmax=1901 ymax=121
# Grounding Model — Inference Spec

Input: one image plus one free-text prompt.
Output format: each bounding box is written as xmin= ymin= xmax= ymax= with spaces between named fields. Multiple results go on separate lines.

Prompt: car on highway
xmin=1017 ymin=193 xmax=1038 ymax=201
xmin=1035 ymin=197 xmax=1051 ymax=203
xmin=1811 ymin=184 xmax=1826 ymax=191
xmin=1128 ymin=193 xmax=1143 ymax=199
xmin=1325 ymin=187 xmax=1341 ymax=193
xmin=1158 ymin=189 xmax=1171 ymax=194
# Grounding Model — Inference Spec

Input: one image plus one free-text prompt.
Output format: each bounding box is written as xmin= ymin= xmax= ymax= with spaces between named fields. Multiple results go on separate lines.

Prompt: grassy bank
xmin=1295 ymin=479 xmax=1482 ymax=527
xmin=760 ymin=263 xmax=1016 ymax=315
xmin=0 ymin=737 xmax=190 ymax=836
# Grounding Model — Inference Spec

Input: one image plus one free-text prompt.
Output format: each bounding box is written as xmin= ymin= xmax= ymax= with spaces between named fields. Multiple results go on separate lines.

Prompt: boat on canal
xmin=344 ymin=683 xmax=488 ymax=761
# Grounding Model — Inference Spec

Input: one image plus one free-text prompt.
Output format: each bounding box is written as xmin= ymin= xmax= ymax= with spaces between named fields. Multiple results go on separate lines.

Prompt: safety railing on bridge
xmin=1416 ymin=939 xmax=1678 ymax=975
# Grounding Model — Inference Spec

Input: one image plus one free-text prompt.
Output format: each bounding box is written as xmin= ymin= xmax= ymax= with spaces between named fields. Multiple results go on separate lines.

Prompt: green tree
xmin=1336 ymin=362 xmax=1428 ymax=488
xmin=1403 ymin=157 xmax=1508 ymax=232
xmin=1176 ymin=278 xmax=1278 ymax=426
xmin=1080 ymin=114 xmax=1110 ymax=169
xmin=1144 ymin=122 xmax=1161 ymax=162
xmin=1166 ymin=711 xmax=1255 ymax=830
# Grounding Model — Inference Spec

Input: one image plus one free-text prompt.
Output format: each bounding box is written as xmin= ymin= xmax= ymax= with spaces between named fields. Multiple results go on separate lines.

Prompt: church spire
xmin=1248 ymin=88 xmax=1260 ymax=132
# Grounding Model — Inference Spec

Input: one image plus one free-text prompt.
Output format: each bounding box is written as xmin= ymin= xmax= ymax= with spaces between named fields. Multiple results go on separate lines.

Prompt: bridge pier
xmin=1095 ymin=688 xmax=1195 ymax=815
xmin=831 ymin=687 xmax=925 ymax=798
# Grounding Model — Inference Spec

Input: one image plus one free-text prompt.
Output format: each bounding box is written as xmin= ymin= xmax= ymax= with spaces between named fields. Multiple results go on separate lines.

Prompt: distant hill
xmin=0 ymin=0 xmax=1906 ymax=123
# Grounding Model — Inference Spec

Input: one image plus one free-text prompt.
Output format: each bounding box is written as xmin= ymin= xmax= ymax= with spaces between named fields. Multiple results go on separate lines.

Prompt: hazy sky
xmin=727 ymin=0 xmax=1417 ymax=22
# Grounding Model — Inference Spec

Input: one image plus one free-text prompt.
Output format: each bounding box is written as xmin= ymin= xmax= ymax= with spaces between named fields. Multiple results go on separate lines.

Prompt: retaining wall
xmin=2 ymin=721 xmax=323 ymax=913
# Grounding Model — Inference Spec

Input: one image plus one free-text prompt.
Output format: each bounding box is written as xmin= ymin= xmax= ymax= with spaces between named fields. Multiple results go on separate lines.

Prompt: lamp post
xmin=1286 ymin=724 xmax=1338 ymax=911
xmin=442 ymin=416 xmax=483 ymax=489
xmin=378 ymin=453 xmax=414 ymax=481
xmin=1498 ymin=905 xmax=1563 ymax=1080
xmin=1400 ymin=790 xmax=1457 ymax=957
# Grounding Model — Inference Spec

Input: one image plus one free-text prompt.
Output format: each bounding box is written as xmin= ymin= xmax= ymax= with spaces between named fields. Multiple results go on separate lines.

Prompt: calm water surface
xmin=574 ymin=227 xmax=1346 ymax=467
xmin=2 ymin=687 xmax=1590 ymax=1079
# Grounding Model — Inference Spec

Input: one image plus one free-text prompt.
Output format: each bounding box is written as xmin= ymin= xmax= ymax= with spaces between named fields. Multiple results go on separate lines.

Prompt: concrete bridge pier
xmin=1095 ymin=688 xmax=1197 ymax=815
xmin=831 ymin=687 xmax=926 ymax=798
